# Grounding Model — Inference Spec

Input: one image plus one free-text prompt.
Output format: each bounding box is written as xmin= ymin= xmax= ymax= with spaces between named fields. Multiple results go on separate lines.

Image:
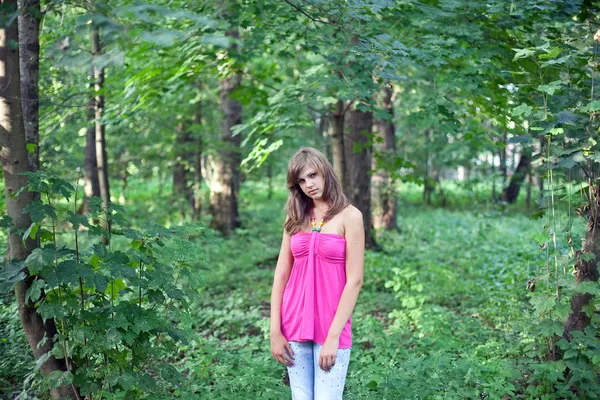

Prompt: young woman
xmin=270 ymin=147 xmax=365 ymax=400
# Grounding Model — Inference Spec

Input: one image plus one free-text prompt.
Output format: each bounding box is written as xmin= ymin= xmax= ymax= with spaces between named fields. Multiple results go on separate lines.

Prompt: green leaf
xmin=512 ymin=47 xmax=535 ymax=60
xmin=26 ymin=279 xmax=45 ymax=302
xmin=26 ymin=143 xmax=37 ymax=154
xmin=0 ymin=260 xmax=26 ymax=293
xmin=512 ymin=103 xmax=533 ymax=117
xmin=537 ymin=81 xmax=563 ymax=96
xmin=25 ymin=248 xmax=55 ymax=274
xmin=540 ymin=55 xmax=571 ymax=68
xmin=0 ymin=215 xmax=13 ymax=228
xmin=508 ymin=134 xmax=534 ymax=145
xmin=22 ymin=222 xmax=39 ymax=243
xmin=530 ymin=294 xmax=556 ymax=314
xmin=66 ymin=211 xmax=91 ymax=231
xmin=581 ymin=101 xmax=600 ymax=113
xmin=50 ymin=180 xmax=75 ymax=201
xmin=37 ymin=302 xmax=67 ymax=320
xmin=320 ymin=96 xmax=339 ymax=105
xmin=167 ymin=327 xmax=189 ymax=345
xmin=574 ymin=281 xmax=599 ymax=294
xmin=158 ymin=363 xmax=183 ymax=383
xmin=580 ymin=252 xmax=596 ymax=262
xmin=22 ymin=201 xmax=47 ymax=223
xmin=87 ymin=273 xmax=109 ymax=293
xmin=105 ymin=278 xmax=126 ymax=301
xmin=47 ymin=260 xmax=81 ymax=286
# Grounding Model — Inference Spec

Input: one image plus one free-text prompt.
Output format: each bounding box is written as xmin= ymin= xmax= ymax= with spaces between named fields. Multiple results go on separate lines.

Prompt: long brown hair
xmin=284 ymin=147 xmax=349 ymax=235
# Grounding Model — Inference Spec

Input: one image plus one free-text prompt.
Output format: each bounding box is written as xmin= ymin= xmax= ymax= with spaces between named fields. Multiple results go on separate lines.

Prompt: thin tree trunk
xmin=423 ymin=129 xmax=433 ymax=205
xmin=344 ymin=105 xmax=376 ymax=249
xmin=18 ymin=0 xmax=40 ymax=175
xmin=564 ymin=179 xmax=600 ymax=337
xmin=526 ymin=168 xmax=532 ymax=209
xmin=91 ymin=25 xmax=110 ymax=238
xmin=83 ymin=71 xmax=100 ymax=214
xmin=435 ymin=172 xmax=447 ymax=207
xmin=193 ymin=89 xmax=203 ymax=221
xmin=173 ymin=121 xmax=195 ymax=219
xmin=500 ymin=131 xmax=508 ymax=187
xmin=491 ymin=153 xmax=496 ymax=201
xmin=330 ymin=99 xmax=347 ymax=193
xmin=210 ymin=28 xmax=242 ymax=235
xmin=372 ymin=86 xmax=397 ymax=231
xmin=320 ymin=116 xmax=331 ymax=161
xmin=501 ymin=148 xmax=532 ymax=203
xmin=0 ymin=4 xmax=78 ymax=398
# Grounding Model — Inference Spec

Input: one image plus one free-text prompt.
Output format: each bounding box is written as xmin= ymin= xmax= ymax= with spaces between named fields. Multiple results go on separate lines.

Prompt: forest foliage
xmin=1 ymin=0 xmax=600 ymax=399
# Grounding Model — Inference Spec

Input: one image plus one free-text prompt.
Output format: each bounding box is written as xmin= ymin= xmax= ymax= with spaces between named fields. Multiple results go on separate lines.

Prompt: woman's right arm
xmin=270 ymin=229 xmax=295 ymax=366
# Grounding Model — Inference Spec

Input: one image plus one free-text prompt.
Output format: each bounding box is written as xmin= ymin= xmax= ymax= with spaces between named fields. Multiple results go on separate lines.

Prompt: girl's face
xmin=297 ymin=164 xmax=325 ymax=200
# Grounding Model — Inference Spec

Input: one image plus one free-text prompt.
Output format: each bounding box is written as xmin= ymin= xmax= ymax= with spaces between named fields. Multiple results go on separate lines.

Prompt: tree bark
xmin=330 ymin=99 xmax=347 ymax=193
xmin=564 ymin=181 xmax=600 ymax=337
xmin=319 ymin=115 xmax=331 ymax=161
xmin=192 ymin=89 xmax=203 ymax=221
xmin=173 ymin=120 xmax=195 ymax=219
xmin=17 ymin=0 xmax=39 ymax=175
xmin=210 ymin=28 xmax=242 ymax=235
xmin=344 ymin=105 xmax=376 ymax=249
xmin=91 ymin=25 xmax=110 ymax=237
xmin=501 ymin=148 xmax=531 ymax=203
xmin=0 ymin=3 xmax=78 ymax=398
xmin=84 ymin=71 xmax=100 ymax=214
xmin=423 ymin=129 xmax=433 ymax=205
xmin=372 ymin=86 xmax=397 ymax=231
xmin=500 ymin=131 xmax=508 ymax=187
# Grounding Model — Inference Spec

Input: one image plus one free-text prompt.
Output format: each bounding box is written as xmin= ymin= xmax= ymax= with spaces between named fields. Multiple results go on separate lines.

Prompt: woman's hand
xmin=319 ymin=337 xmax=339 ymax=372
xmin=271 ymin=331 xmax=294 ymax=367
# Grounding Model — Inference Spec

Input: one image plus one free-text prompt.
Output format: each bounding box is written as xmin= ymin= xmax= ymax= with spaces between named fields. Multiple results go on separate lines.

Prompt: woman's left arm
xmin=319 ymin=207 xmax=364 ymax=371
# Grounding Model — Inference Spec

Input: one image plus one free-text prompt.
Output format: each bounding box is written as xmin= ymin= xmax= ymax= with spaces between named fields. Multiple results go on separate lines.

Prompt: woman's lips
xmin=308 ymin=189 xmax=317 ymax=195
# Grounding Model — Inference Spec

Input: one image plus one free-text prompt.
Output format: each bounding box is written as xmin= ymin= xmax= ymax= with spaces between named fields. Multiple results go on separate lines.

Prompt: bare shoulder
xmin=342 ymin=205 xmax=363 ymax=227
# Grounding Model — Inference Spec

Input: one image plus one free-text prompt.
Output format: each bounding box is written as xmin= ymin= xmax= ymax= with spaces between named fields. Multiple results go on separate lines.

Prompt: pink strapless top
xmin=280 ymin=231 xmax=352 ymax=348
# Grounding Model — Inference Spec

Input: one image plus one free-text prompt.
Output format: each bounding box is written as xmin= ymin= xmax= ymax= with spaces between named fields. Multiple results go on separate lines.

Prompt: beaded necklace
xmin=311 ymin=210 xmax=325 ymax=232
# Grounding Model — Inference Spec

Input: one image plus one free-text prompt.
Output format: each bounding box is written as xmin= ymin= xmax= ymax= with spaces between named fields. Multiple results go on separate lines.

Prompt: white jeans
xmin=287 ymin=341 xmax=351 ymax=400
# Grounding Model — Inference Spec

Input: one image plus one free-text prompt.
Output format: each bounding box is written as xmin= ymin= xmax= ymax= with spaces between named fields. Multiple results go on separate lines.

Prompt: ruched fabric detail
xmin=281 ymin=232 xmax=352 ymax=349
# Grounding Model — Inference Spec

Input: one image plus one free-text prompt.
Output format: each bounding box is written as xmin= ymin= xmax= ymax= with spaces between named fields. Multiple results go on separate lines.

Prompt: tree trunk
xmin=371 ymin=86 xmax=397 ymax=231
xmin=423 ymin=130 xmax=433 ymax=205
xmin=526 ymin=168 xmax=532 ymax=209
xmin=319 ymin=115 xmax=332 ymax=161
xmin=491 ymin=152 xmax=496 ymax=201
xmin=17 ymin=0 xmax=40 ymax=175
xmin=330 ymin=99 xmax=347 ymax=193
xmin=173 ymin=120 xmax=195 ymax=219
xmin=0 ymin=4 xmax=78 ymax=398
xmin=500 ymin=131 xmax=508 ymax=187
xmin=91 ymin=25 xmax=110 ymax=237
xmin=83 ymin=71 xmax=100 ymax=214
xmin=501 ymin=148 xmax=531 ymax=203
xmin=210 ymin=28 xmax=242 ymax=235
xmin=344 ymin=105 xmax=376 ymax=249
xmin=564 ymin=180 xmax=600 ymax=337
xmin=192 ymin=90 xmax=203 ymax=221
